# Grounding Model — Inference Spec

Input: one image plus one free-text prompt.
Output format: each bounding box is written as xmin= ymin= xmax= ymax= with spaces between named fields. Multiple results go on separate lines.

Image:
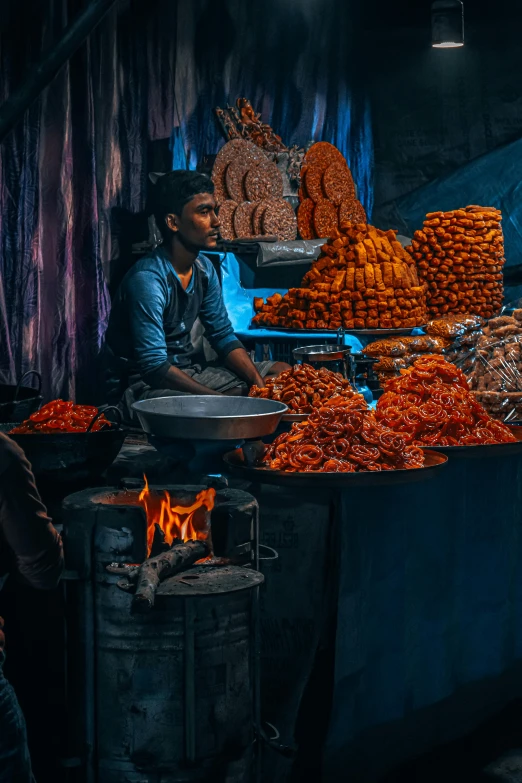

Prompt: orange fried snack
xmin=375 ymin=356 xmax=516 ymax=446
xmin=261 ymin=395 xmax=425 ymax=473
xmin=249 ymin=363 xmax=357 ymax=413
xmin=10 ymin=400 xmax=110 ymax=433
xmin=407 ymin=206 xmax=505 ymax=320
xmin=251 ymin=221 xmax=428 ymax=331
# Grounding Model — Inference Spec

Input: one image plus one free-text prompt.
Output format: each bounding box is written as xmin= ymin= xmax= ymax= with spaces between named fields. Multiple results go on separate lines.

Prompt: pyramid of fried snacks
xmin=252 ymin=222 xmax=428 ymax=331
xmin=376 ymin=356 xmax=516 ymax=446
xmin=249 ymin=363 xmax=357 ymax=413
xmin=407 ymin=206 xmax=505 ymax=319
xmin=262 ymin=395 xmax=425 ymax=473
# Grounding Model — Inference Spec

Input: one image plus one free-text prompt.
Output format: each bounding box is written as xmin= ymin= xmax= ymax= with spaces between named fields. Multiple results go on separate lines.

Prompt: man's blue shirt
xmin=104 ymin=248 xmax=242 ymax=384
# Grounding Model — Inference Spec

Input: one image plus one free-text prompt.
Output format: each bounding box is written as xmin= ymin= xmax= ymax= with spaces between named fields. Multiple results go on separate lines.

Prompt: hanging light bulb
xmin=431 ymin=0 xmax=464 ymax=48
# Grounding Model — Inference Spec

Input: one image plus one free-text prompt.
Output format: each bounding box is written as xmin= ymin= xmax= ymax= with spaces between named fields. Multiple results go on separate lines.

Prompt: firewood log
xmin=131 ymin=539 xmax=209 ymax=614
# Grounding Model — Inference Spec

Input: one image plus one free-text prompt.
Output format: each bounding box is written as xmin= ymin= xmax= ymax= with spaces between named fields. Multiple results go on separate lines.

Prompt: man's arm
xmin=224 ymin=347 xmax=264 ymax=388
xmin=197 ymin=261 xmax=247 ymax=362
xmin=0 ymin=438 xmax=63 ymax=590
xmin=161 ymin=365 xmax=221 ymax=395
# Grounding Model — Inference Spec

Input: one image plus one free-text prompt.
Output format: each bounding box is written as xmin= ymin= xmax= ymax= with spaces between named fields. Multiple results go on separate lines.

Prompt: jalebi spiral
xmin=376 ymin=356 xmax=517 ymax=446
xmin=262 ymin=395 xmax=425 ymax=473
xmin=250 ymin=363 xmax=357 ymax=413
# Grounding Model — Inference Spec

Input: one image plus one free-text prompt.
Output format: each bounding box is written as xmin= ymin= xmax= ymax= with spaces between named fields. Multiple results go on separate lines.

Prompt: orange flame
xmin=138 ymin=476 xmax=216 ymax=556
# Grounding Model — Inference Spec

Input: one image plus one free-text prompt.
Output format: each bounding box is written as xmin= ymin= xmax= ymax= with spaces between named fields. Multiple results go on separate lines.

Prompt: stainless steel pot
xmin=292 ymin=344 xmax=352 ymax=378
xmin=132 ymin=395 xmax=288 ymax=441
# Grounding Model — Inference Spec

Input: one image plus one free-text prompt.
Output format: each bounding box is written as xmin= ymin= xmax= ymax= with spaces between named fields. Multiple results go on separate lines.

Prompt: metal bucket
xmin=95 ymin=565 xmax=263 ymax=782
xmin=61 ymin=485 xmax=262 ymax=783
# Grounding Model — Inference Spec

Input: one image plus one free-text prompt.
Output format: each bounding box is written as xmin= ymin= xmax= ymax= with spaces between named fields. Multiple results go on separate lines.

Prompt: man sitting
xmin=102 ymin=170 xmax=289 ymax=422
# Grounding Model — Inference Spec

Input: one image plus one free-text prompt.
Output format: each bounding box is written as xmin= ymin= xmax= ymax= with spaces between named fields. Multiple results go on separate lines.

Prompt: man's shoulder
xmin=119 ymin=250 xmax=171 ymax=292
xmin=195 ymin=253 xmax=217 ymax=277
xmin=125 ymin=249 xmax=170 ymax=278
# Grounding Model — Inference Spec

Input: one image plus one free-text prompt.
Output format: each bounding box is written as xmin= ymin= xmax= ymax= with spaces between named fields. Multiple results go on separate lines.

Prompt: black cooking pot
xmin=0 ymin=371 xmax=43 ymax=423
xmin=0 ymin=407 xmax=127 ymax=482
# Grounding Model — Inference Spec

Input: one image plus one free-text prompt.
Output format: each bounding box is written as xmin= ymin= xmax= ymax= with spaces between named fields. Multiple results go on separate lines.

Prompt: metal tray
xmin=281 ymin=412 xmax=309 ymax=422
xmin=250 ymin=325 xmax=425 ymax=337
xmin=132 ymin=396 xmax=288 ymax=441
xmin=418 ymin=425 xmax=522 ymax=458
xmin=223 ymin=448 xmax=447 ymax=488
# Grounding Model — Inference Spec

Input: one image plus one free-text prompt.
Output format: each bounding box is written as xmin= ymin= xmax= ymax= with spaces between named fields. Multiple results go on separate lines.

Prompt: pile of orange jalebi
xmin=249 ymin=363 xmax=357 ymax=413
xmin=10 ymin=400 xmax=110 ymax=434
xmin=262 ymin=394 xmax=425 ymax=472
xmin=376 ymin=356 xmax=516 ymax=446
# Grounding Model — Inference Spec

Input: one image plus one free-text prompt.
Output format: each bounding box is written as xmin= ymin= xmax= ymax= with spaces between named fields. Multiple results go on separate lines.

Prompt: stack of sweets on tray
xmin=211 ymin=139 xmax=297 ymax=240
xmin=252 ymin=222 xmax=428 ymax=330
xmin=407 ymin=206 xmax=505 ymax=319
xmin=468 ymin=311 xmax=522 ymax=421
xmin=297 ymin=142 xmax=366 ymax=239
xmin=249 ymin=363 xmax=357 ymax=413
xmin=376 ymin=356 xmax=516 ymax=446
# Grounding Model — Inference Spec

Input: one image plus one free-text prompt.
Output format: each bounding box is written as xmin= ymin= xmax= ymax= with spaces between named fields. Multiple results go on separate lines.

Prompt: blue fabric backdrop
xmin=171 ymin=0 xmax=373 ymax=216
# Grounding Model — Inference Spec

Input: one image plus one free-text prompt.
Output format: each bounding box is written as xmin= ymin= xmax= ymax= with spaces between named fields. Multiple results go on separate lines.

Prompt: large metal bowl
xmin=132 ymin=395 xmax=288 ymax=441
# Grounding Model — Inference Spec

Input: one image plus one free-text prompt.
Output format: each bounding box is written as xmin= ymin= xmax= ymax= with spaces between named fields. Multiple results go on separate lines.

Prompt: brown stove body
xmin=61 ymin=485 xmax=261 ymax=783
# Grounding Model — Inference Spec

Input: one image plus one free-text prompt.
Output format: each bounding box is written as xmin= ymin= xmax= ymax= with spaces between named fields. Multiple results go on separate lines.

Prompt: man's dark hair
xmin=153 ymin=170 xmax=214 ymax=239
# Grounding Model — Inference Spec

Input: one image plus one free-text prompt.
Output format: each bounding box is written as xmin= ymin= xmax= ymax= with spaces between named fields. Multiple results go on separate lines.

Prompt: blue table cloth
xmin=324 ymin=448 xmax=522 ymax=782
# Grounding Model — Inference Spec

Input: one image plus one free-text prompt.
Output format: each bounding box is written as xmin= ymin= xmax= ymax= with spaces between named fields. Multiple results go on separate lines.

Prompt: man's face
xmin=166 ymin=192 xmax=220 ymax=250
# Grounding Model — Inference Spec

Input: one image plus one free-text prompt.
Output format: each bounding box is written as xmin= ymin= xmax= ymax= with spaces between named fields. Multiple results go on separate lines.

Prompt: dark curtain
xmin=0 ymin=0 xmax=178 ymax=402
xmin=0 ymin=0 xmax=372 ymax=402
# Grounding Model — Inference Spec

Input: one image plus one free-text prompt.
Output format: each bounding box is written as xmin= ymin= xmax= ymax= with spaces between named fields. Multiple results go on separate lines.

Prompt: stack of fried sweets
xmin=249 ymin=363 xmax=357 ymax=413
xmin=297 ymin=142 xmax=366 ymax=239
xmin=376 ymin=356 xmax=516 ymax=446
xmin=407 ymin=206 xmax=505 ymax=319
xmin=212 ymin=138 xmax=297 ymax=241
xmin=261 ymin=394 xmax=425 ymax=473
xmin=252 ymin=222 xmax=428 ymax=330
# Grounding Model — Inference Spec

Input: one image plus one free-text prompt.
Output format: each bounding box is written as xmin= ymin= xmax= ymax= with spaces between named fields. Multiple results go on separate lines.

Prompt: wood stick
xmin=131 ymin=539 xmax=209 ymax=614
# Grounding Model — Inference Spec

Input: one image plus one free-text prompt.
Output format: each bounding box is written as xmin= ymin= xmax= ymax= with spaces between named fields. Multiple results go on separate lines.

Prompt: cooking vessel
xmin=0 ymin=407 xmax=126 ymax=481
xmin=132 ymin=396 xmax=288 ymax=441
xmin=223 ymin=448 xmax=448 ymax=488
xmin=0 ymin=371 xmax=43 ymax=423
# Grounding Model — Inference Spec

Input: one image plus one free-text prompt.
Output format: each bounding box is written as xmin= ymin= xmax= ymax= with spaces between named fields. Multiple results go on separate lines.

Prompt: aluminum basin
xmin=132 ymin=395 xmax=288 ymax=441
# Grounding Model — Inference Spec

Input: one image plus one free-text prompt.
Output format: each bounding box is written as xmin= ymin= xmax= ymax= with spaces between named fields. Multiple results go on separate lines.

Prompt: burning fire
xmin=138 ymin=476 xmax=216 ymax=556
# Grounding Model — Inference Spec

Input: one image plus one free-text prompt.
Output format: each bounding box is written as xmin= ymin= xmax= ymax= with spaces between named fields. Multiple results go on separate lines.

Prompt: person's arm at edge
xmin=0 ymin=442 xmax=63 ymax=590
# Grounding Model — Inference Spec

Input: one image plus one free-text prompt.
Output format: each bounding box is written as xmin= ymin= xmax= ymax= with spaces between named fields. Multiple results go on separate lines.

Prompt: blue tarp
xmin=324 ymin=449 xmax=522 ymax=782
xmin=218 ymin=252 xmax=363 ymax=352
